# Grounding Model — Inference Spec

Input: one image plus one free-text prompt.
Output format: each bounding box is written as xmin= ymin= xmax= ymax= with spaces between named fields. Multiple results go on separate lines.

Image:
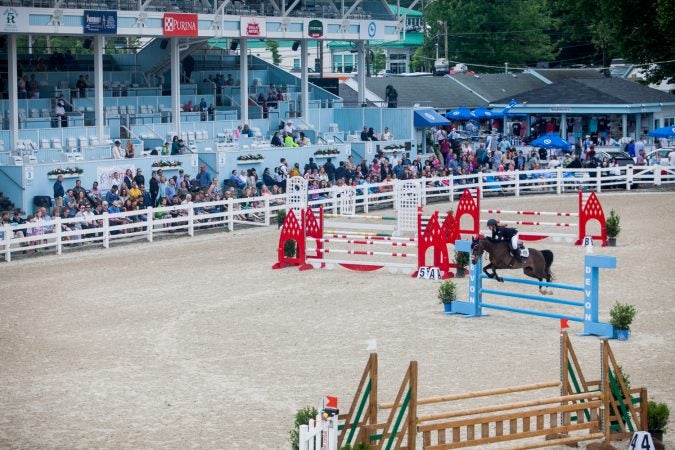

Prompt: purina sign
xmin=240 ymin=17 xmax=266 ymax=37
xmin=163 ymin=13 xmax=198 ymax=36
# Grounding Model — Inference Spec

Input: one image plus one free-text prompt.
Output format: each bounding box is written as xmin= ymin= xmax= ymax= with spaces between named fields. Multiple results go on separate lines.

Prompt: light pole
xmin=438 ymin=20 xmax=448 ymax=62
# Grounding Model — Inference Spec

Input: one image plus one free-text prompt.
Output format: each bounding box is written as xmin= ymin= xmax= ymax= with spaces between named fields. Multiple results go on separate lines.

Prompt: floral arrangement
xmin=152 ymin=160 xmax=183 ymax=167
xmin=48 ymin=167 xmax=83 ymax=176
xmin=314 ymin=148 xmax=340 ymax=156
xmin=237 ymin=154 xmax=264 ymax=161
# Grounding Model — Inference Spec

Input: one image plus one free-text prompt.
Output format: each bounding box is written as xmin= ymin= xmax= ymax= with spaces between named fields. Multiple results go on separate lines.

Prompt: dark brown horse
xmin=470 ymin=238 xmax=555 ymax=294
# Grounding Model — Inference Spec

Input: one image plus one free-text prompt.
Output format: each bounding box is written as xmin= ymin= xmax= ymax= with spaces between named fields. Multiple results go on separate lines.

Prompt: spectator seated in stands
xmin=182 ymin=100 xmax=193 ymax=112
xmin=229 ymin=169 xmax=246 ymax=190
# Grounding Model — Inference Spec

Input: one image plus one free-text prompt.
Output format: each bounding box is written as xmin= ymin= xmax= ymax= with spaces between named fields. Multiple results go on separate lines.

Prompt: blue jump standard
xmin=448 ymin=240 xmax=617 ymax=339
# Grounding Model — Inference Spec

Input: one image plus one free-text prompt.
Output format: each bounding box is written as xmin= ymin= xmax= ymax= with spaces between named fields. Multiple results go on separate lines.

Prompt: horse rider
xmin=487 ymin=218 xmax=526 ymax=263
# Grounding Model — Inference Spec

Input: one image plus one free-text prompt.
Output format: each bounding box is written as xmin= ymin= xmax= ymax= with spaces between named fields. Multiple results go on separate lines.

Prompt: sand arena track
xmin=1 ymin=191 xmax=674 ymax=449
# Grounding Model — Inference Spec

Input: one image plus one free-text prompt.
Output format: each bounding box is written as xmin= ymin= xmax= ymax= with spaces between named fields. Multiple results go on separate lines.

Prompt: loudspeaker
xmin=160 ymin=39 xmax=169 ymax=50
xmin=230 ymin=40 xmax=239 ymax=51
xmin=83 ymin=38 xmax=92 ymax=49
xmin=292 ymin=41 xmax=300 ymax=51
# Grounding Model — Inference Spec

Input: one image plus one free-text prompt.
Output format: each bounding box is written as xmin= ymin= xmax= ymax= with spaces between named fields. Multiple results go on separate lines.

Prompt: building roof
xmin=526 ymin=68 xmax=606 ymax=83
xmin=388 ymin=5 xmax=423 ymax=16
xmin=446 ymin=73 xmax=546 ymax=103
xmin=492 ymin=77 xmax=675 ymax=105
xmin=364 ymin=77 xmax=487 ymax=109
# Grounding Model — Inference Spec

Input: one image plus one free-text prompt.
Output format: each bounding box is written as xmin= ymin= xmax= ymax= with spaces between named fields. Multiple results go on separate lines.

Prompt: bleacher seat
xmin=41 ymin=108 xmax=51 ymax=118
xmin=40 ymin=138 xmax=50 ymax=149
xmin=89 ymin=136 xmax=100 ymax=146
xmin=52 ymin=138 xmax=62 ymax=150
xmin=79 ymin=136 xmax=89 ymax=149
xmin=30 ymin=109 xmax=40 ymax=118
xmin=187 ymin=131 xmax=196 ymax=143
xmin=66 ymin=137 xmax=78 ymax=151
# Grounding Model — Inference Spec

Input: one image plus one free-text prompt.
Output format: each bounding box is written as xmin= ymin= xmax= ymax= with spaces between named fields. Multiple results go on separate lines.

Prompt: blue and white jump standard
xmin=447 ymin=240 xmax=617 ymax=338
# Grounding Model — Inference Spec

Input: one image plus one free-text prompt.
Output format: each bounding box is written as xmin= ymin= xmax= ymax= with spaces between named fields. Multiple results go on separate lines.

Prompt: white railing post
xmin=556 ymin=167 xmax=563 ymax=194
xmin=331 ymin=186 xmax=339 ymax=213
xmin=363 ymin=188 xmax=369 ymax=213
xmin=515 ymin=174 xmax=521 ymax=196
xmin=655 ymin=165 xmax=662 ymax=186
xmin=146 ymin=207 xmax=154 ymax=242
xmin=55 ymin=217 xmax=63 ymax=255
xmin=187 ymin=202 xmax=194 ymax=237
xmin=3 ymin=224 xmax=11 ymax=262
xmin=102 ymin=213 xmax=110 ymax=248
xmin=263 ymin=197 xmax=270 ymax=226
xmin=596 ymin=167 xmax=601 ymax=192
xmin=227 ymin=197 xmax=234 ymax=231
xmin=627 ymin=166 xmax=633 ymax=190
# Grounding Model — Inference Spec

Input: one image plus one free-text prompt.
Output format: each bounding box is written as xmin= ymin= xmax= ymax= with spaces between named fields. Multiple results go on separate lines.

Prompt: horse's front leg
xmin=484 ymin=263 xmax=503 ymax=282
xmin=483 ymin=263 xmax=495 ymax=279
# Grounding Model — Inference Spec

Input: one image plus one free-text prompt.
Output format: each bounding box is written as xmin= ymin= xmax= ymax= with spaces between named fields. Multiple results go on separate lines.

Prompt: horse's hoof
xmin=497 ymin=277 xmax=504 ymax=283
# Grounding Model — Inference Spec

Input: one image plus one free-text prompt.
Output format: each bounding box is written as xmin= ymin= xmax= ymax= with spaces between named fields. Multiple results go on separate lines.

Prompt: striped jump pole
xmin=316 ymin=238 xmax=417 ymax=247
xmin=447 ymin=240 xmax=617 ymax=338
xmin=323 ymin=213 xmax=398 ymax=221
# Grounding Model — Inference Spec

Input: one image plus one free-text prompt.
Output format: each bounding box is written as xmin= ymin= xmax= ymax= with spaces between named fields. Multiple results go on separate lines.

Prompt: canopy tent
xmin=649 ymin=126 xmax=675 ymax=138
xmin=414 ymin=109 xmax=451 ymax=127
xmin=445 ymin=107 xmax=473 ymax=121
xmin=471 ymin=107 xmax=502 ymax=119
xmin=531 ymin=133 xmax=571 ymax=149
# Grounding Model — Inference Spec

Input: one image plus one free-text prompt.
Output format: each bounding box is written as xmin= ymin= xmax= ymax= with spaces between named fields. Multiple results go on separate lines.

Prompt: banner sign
xmin=1 ymin=7 xmax=29 ymax=33
xmin=240 ymin=17 xmax=266 ymax=37
xmin=83 ymin=10 xmax=117 ymax=34
xmin=307 ymin=19 xmax=323 ymax=38
xmin=163 ymin=13 xmax=198 ymax=36
xmin=96 ymin=165 xmax=135 ymax=191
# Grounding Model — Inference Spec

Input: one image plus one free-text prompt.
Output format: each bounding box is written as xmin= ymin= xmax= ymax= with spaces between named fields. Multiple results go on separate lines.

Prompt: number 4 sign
xmin=417 ymin=267 xmax=441 ymax=280
xmin=629 ymin=431 xmax=655 ymax=450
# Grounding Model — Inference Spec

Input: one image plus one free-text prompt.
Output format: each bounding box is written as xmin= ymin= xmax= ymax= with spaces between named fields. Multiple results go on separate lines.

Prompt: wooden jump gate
xmin=337 ymin=333 xmax=647 ymax=450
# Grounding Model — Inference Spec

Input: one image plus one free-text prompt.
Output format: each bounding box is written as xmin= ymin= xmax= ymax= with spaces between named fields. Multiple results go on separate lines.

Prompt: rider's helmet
xmin=487 ymin=218 xmax=498 ymax=227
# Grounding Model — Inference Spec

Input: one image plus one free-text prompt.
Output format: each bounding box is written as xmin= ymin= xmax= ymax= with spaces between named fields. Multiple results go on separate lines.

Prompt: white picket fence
xmin=299 ymin=413 xmax=338 ymax=450
xmin=1 ymin=164 xmax=673 ymax=261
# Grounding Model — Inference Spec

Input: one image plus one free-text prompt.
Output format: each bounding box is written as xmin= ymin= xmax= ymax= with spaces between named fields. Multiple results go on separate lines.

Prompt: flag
xmin=560 ymin=318 xmax=570 ymax=329
xmin=501 ymin=99 xmax=518 ymax=115
xmin=325 ymin=396 xmax=338 ymax=409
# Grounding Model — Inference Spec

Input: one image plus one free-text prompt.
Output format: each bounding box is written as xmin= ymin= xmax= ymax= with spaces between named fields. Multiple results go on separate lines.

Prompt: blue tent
xmin=531 ymin=133 xmax=571 ymax=149
xmin=445 ymin=107 xmax=473 ymax=121
xmin=414 ymin=109 xmax=451 ymax=127
xmin=471 ymin=107 xmax=502 ymax=119
xmin=649 ymin=126 xmax=675 ymax=138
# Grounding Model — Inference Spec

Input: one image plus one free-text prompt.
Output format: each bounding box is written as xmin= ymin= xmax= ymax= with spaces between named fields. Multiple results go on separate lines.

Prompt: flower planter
xmin=48 ymin=173 xmax=80 ymax=179
xmin=153 ymin=166 xmax=182 ymax=171
xmin=443 ymin=303 xmax=453 ymax=314
xmin=616 ymin=329 xmax=630 ymax=341
xmin=313 ymin=155 xmax=339 ymax=159
xmin=237 ymin=159 xmax=265 ymax=164
xmin=455 ymin=268 xmax=467 ymax=278
xmin=608 ymin=237 xmax=617 ymax=247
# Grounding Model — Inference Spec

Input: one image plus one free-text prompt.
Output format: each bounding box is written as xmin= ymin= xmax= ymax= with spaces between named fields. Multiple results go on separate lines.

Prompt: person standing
xmin=182 ymin=54 xmax=195 ymax=82
xmin=149 ymin=171 xmax=160 ymax=206
xmin=53 ymin=174 xmax=65 ymax=207
xmin=385 ymin=84 xmax=398 ymax=108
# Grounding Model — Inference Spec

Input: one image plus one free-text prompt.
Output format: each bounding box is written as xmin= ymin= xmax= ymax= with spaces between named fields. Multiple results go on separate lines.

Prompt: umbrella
xmin=649 ymin=126 xmax=675 ymax=138
xmin=471 ymin=107 xmax=502 ymax=119
xmin=445 ymin=107 xmax=473 ymax=121
xmin=530 ymin=133 xmax=571 ymax=149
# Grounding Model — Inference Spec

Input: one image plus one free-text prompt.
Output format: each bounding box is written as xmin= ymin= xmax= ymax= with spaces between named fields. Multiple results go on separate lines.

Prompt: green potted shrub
xmin=605 ymin=210 xmax=621 ymax=246
xmin=454 ymin=250 xmax=470 ymax=278
xmin=609 ymin=302 xmax=637 ymax=340
xmin=277 ymin=209 xmax=287 ymax=229
xmin=289 ymin=406 xmax=318 ymax=450
xmin=438 ymin=279 xmax=457 ymax=313
xmin=648 ymin=401 xmax=670 ymax=443
xmin=284 ymin=239 xmax=297 ymax=258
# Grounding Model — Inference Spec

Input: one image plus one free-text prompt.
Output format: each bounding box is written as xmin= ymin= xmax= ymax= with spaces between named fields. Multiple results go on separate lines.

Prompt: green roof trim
xmin=208 ymin=38 xmax=296 ymax=50
xmin=388 ymin=4 xmax=423 ymax=16
xmin=327 ymin=32 xmax=422 ymax=50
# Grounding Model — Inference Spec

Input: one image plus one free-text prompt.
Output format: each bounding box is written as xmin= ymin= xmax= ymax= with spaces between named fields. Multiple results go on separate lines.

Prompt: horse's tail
xmin=542 ymin=250 xmax=554 ymax=281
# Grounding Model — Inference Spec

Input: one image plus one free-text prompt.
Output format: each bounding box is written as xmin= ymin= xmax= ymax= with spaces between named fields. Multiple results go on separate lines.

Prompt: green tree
xmin=423 ymin=0 xmax=558 ymax=68
xmin=371 ymin=48 xmax=386 ymax=74
xmin=266 ymin=40 xmax=281 ymax=66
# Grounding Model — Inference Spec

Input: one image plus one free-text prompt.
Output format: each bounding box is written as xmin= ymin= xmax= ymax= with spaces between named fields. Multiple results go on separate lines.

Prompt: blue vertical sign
xmin=83 ymin=10 xmax=117 ymax=34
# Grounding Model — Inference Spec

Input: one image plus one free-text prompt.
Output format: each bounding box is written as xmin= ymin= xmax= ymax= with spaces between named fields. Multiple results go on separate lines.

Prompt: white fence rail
xmin=299 ymin=414 xmax=338 ymax=450
xmin=1 ymin=164 xmax=673 ymax=261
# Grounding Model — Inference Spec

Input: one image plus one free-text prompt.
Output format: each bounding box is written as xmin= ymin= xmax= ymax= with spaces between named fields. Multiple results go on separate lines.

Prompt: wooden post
xmin=408 ymin=360 xmax=417 ymax=450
